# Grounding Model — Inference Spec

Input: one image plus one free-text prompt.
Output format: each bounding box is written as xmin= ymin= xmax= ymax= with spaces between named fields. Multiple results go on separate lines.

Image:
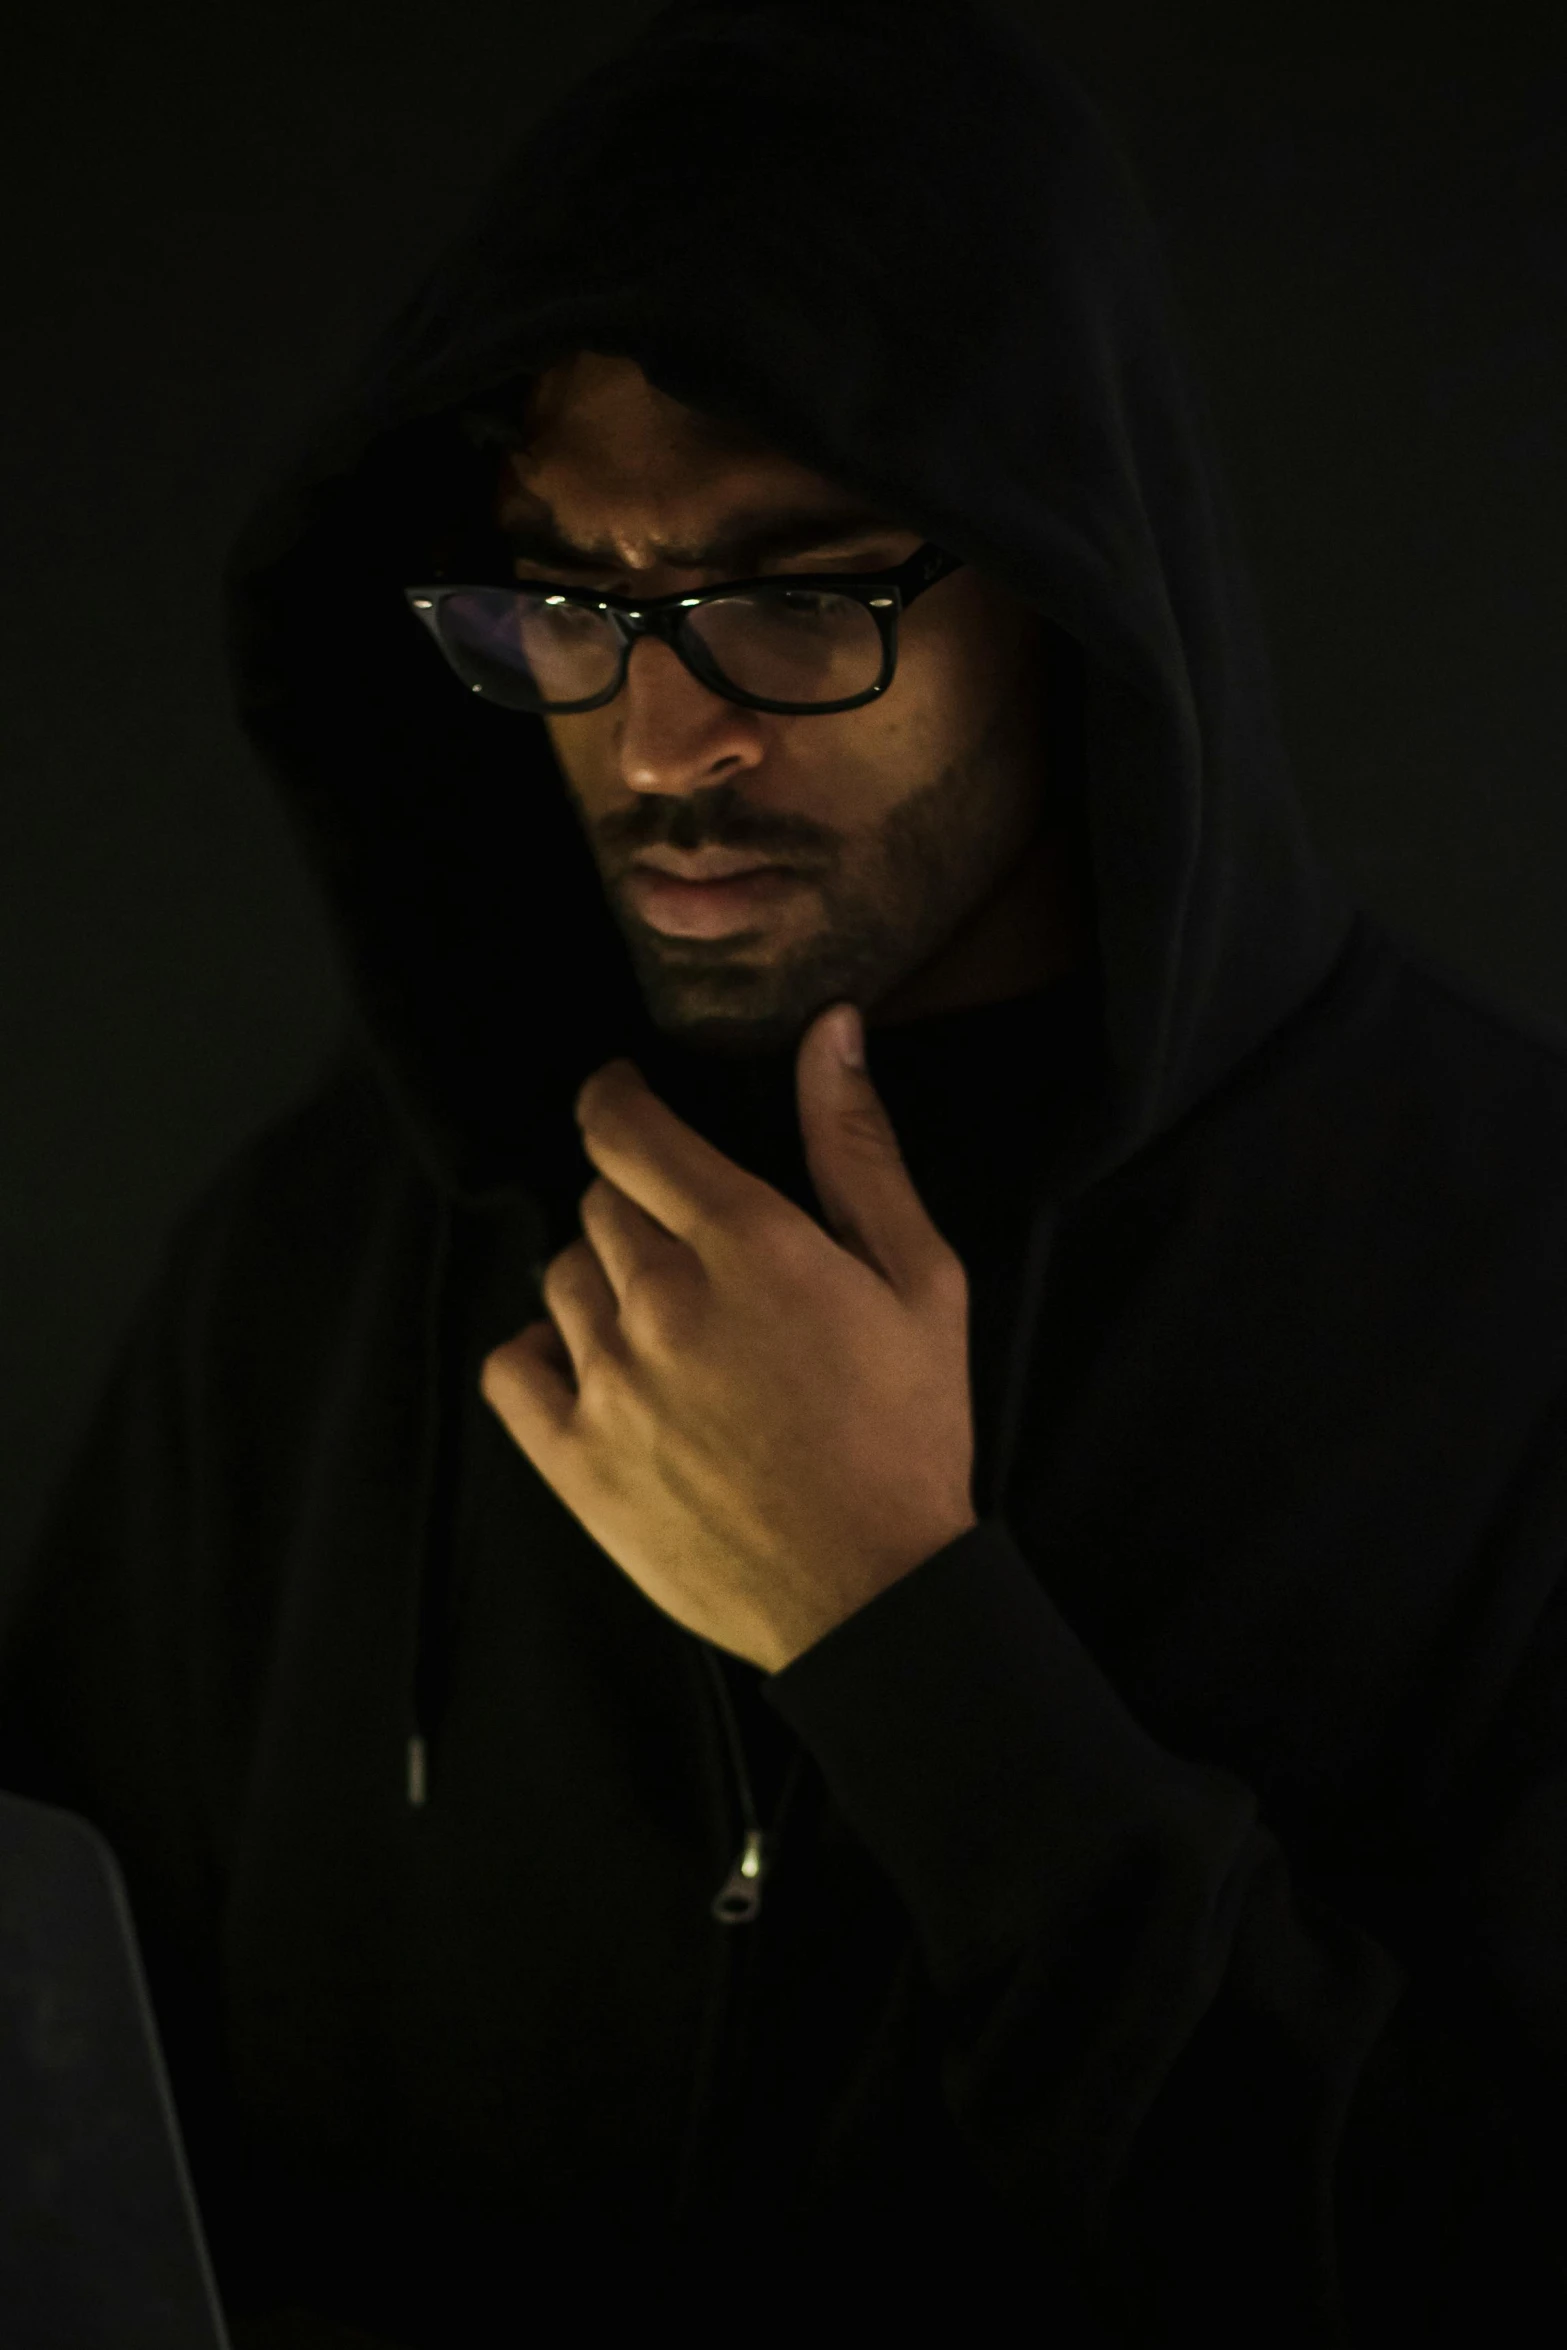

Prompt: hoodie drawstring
xmin=406 ymin=1193 xmax=461 ymax=1808
xmin=984 ymin=1199 xmax=1063 ymax=1526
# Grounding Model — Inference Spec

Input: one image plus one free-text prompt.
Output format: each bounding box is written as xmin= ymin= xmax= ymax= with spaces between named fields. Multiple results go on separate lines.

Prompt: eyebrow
xmin=495 ymin=500 xmax=906 ymax=576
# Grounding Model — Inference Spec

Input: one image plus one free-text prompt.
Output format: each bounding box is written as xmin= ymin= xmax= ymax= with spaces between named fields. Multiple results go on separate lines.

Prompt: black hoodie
xmin=5 ymin=3 xmax=1567 ymax=2343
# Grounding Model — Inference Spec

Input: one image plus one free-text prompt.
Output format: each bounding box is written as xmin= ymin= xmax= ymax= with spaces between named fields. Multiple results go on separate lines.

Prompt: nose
xmin=615 ymin=633 xmax=768 ymax=797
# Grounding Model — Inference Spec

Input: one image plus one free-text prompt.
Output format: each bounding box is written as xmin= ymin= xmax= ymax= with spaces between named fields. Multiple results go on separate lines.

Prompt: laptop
xmin=0 ymin=1788 xmax=232 ymax=2350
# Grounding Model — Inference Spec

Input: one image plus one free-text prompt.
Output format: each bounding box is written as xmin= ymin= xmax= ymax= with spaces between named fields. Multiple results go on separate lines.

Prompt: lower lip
xmin=627 ymin=867 xmax=807 ymax=937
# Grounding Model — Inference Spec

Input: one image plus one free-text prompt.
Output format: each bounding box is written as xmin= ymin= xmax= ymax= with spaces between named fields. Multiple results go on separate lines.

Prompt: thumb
xmin=799 ymin=1001 xmax=930 ymax=1284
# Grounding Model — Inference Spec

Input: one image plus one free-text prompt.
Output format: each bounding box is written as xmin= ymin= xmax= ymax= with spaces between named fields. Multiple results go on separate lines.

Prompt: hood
xmin=216 ymin=0 xmax=1357 ymax=1794
xmin=220 ymin=0 xmax=1353 ymax=1223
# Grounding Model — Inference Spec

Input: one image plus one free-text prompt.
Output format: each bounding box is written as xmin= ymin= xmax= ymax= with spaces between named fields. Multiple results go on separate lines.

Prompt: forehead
xmin=498 ymin=350 xmax=860 ymax=515
xmin=520 ymin=350 xmax=783 ymax=461
xmin=489 ymin=353 xmax=907 ymax=573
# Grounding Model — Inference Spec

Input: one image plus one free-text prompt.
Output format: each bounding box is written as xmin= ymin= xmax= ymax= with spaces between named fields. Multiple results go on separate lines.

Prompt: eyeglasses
xmin=403 ymin=541 xmax=966 ymax=717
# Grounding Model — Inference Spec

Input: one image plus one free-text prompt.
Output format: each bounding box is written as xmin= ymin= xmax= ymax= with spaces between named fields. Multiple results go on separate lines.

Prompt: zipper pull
xmin=710 ymin=1829 xmax=770 ymax=1925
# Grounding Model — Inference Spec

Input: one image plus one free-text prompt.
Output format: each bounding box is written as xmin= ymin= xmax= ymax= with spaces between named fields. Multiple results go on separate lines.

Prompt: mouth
xmin=625 ymin=863 xmax=810 ymax=938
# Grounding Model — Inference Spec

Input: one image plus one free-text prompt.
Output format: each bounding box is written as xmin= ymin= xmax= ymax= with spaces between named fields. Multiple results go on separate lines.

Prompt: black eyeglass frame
xmin=403 ymin=540 xmax=966 ymax=716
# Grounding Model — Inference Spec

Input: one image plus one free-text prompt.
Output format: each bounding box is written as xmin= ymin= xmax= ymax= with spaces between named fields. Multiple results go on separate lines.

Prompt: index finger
xmin=574 ymin=1064 xmax=773 ymax=1255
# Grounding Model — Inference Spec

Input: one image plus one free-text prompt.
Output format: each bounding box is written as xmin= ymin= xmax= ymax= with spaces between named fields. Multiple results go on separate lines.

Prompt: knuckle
xmin=721 ymin=1194 xmax=783 ymax=1254
xmin=841 ymin=1105 xmax=894 ymax=1155
xmin=626 ymin=1277 xmax=695 ymax=1356
xmin=924 ymin=1246 xmax=970 ymax=1309
xmin=542 ymin=1237 xmax=584 ymax=1290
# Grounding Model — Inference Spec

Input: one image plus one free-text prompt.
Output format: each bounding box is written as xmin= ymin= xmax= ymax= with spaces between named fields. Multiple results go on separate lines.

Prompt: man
xmin=4 ymin=1 xmax=1566 ymax=2343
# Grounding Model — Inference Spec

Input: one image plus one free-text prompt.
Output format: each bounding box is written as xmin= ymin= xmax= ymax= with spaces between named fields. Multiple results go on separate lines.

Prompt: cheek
xmin=543 ymin=712 xmax=616 ymax=804
xmin=543 ymin=711 xmax=584 ymax=764
xmin=784 ymin=705 xmax=917 ymax=818
xmin=876 ymin=626 xmax=987 ymax=758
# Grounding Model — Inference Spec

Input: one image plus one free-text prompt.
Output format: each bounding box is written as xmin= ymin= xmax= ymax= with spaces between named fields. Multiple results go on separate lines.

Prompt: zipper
xmin=699 ymin=1642 xmax=807 ymax=1923
xmin=671 ymin=1640 xmax=810 ymax=2235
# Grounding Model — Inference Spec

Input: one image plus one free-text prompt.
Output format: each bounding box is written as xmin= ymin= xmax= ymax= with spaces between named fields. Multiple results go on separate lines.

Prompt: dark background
xmin=4 ymin=0 xmax=1566 ymax=1577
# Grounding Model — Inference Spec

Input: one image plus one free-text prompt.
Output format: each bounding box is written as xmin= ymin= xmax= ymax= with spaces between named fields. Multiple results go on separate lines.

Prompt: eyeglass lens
xmin=433 ymin=585 xmax=885 ymax=711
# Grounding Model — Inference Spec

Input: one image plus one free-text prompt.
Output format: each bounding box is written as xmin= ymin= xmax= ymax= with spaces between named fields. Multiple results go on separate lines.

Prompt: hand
xmin=479 ymin=1001 xmax=979 ymax=1673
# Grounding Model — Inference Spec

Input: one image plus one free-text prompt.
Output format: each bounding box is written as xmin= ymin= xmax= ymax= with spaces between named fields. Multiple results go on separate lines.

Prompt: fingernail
xmin=834 ymin=1004 xmax=864 ymax=1069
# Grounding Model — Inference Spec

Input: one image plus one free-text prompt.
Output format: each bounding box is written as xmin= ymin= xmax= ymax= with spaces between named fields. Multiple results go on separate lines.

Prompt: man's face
xmin=494 ymin=350 xmax=1079 ymax=1058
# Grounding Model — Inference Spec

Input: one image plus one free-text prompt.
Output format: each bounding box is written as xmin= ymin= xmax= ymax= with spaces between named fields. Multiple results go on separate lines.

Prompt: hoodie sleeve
xmin=763 ymin=1514 xmax=1567 ymax=2346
